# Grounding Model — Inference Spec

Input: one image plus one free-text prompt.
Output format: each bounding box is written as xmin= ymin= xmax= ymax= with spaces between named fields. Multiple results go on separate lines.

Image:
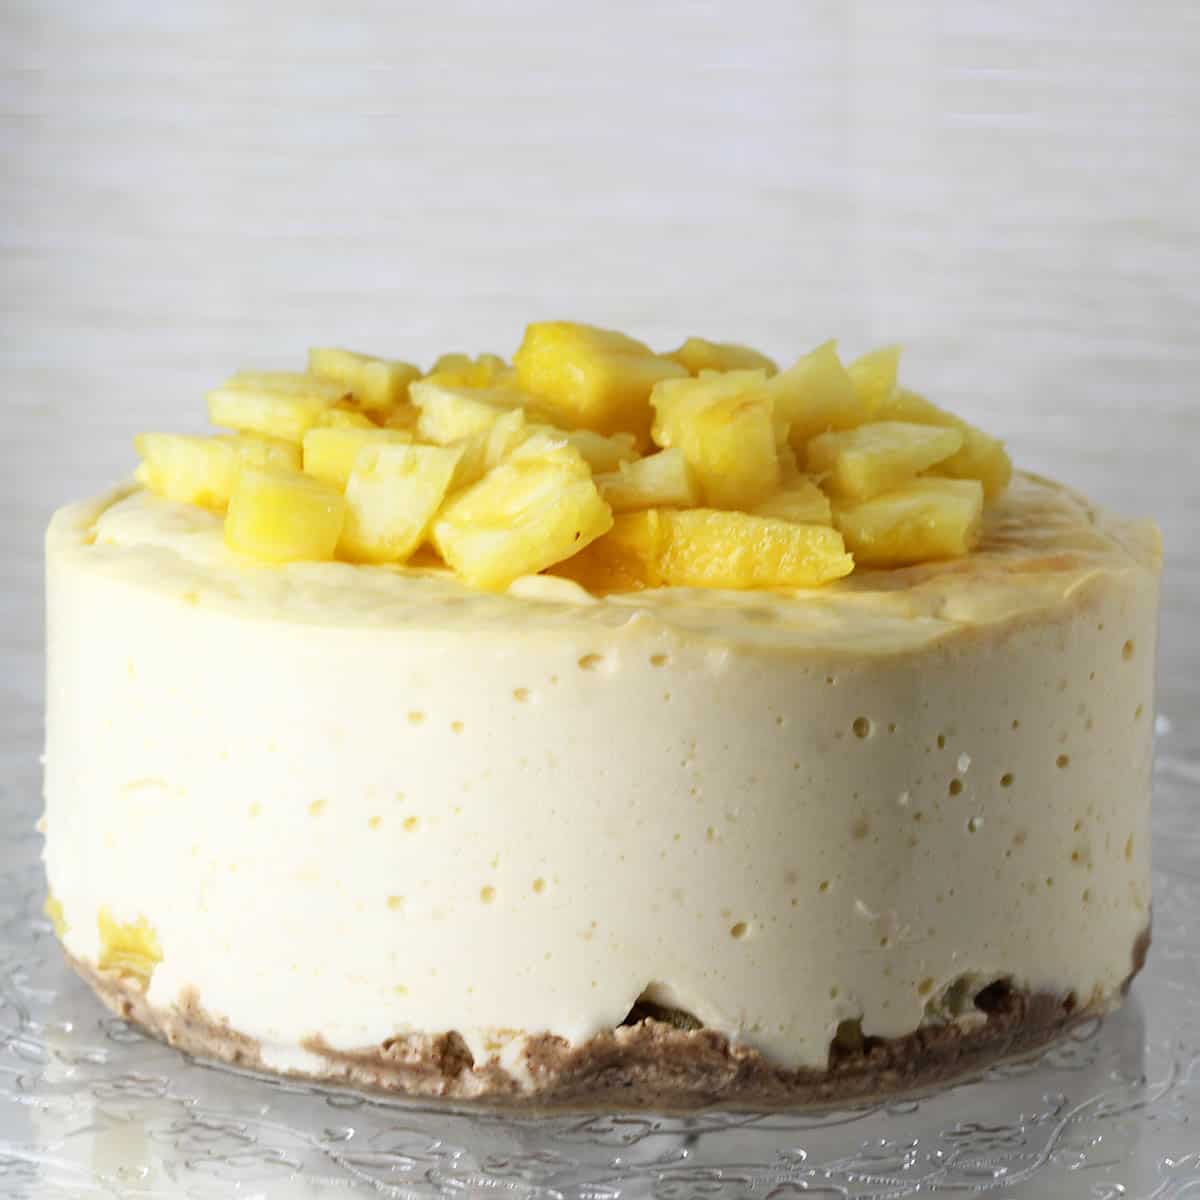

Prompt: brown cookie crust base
xmin=65 ymin=926 xmax=1149 ymax=1111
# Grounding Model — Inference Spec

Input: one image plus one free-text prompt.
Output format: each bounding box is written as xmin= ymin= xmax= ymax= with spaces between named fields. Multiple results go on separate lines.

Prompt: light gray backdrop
xmin=3 ymin=1 xmax=1197 ymax=722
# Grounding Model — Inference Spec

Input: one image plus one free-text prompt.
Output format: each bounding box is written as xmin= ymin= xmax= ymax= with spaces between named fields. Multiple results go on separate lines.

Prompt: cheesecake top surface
xmin=49 ymin=472 xmax=1161 ymax=656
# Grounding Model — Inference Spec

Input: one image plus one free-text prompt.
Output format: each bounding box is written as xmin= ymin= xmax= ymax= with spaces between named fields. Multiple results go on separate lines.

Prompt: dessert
xmin=42 ymin=325 xmax=1160 ymax=1108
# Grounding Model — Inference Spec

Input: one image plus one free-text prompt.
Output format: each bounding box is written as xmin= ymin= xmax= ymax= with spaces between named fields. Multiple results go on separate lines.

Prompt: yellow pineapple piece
xmin=208 ymin=372 xmax=347 ymax=443
xmin=220 ymin=433 xmax=303 ymax=472
xmin=447 ymin=409 xmax=529 ymax=492
xmin=650 ymin=370 xmax=779 ymax=509
xmin=411 ymin=379 xmax=526 ymax=444
xmin=558 ymin=508 xmax=853 ymax=592
xmin=847 ymin=345 xmax=902 ymax=410
xmin=446 ymin=435 xmax=490 ymax=494
xmin=308 ymin=347 xmax=421 ymax=412
xmin=433 ymin=361 xmax=495 ymax=389
xmin=340 ymin=443 xmax=462 ymax=564
xmin=660 ymin=510 xmax=852 ymax=589
xmin=514 ymin=321 xmax=687 ymax=440
xmin=302 ymin=426 xmax=413 ymax=490
xmin=776 ymin=440 xmax=803 ymax=484
xmin=488 ymin=408 xmax=533 ymax=458
xmin=551 ymin=510 xmax=665 ymax=591
xmin=571 ymin=429 xmax=639 ymax=472
xmin=317 ymin=407 xmax=377 ymax=431
xmin=426 ymin=353 xmax=510 ymax=390
xmin=383 ymin=404 xmax=421 ymax=432
xmin=525 ymin=427 xmax=638 ymax=473
xmin=224 ymin=466 xmax=346 ymax=563
xmin=44 ymin=891 xmax=68 ymax=937
xmin=763 ymin=340 xmax=868 ymax=446
xmin=595 ymin=448 xmax=700 ymax=512
xmin=97 ymin=907 xmax=162 ymax=987
xmin=666 ymin=336 xmax=778 ymax=376
xmin=505 ymin=426 xmax=576 ymax=462
xmin=835 ymin=478 xmax=983 ymax=567
xmin=134 ymin=434 xmax=240 ymax=511
xmin=430 ymin=352 xmax=473 ymax=375
xmin=753 ymin=477 xmax=833 ymax=525
xmin=432 ymin=446 xmax=612 ymax=592
xmin=877 ymin=388 xmax=1012 ymax=497
xmin=806 ymin=421 xmax=964 ymax=502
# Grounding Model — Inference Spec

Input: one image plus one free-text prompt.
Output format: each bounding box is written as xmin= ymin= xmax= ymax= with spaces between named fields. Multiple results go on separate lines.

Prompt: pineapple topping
xmin=133 ymin=324 xmax=1012 ymax=593
xmin=97 ymin=907 xmax=162 ymax=988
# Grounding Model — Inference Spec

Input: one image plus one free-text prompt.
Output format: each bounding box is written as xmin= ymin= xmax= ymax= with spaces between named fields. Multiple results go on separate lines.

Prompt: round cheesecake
xmin=43 ymin=471 xmax=1159 ymax=1107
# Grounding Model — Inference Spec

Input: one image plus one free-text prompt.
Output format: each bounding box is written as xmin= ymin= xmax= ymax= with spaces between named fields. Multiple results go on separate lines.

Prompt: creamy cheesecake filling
xmin=43 ymin=473 xmax=1159 ymax=1078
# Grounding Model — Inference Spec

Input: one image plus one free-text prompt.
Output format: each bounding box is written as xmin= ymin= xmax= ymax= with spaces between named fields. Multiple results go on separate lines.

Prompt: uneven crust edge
xmin=63 ymin=925 xmax=1149 ymax=1111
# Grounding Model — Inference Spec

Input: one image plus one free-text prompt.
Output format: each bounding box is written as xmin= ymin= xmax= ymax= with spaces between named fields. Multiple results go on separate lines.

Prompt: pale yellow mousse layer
xmin=43 ymin=473 xmax=1159 ymax=1078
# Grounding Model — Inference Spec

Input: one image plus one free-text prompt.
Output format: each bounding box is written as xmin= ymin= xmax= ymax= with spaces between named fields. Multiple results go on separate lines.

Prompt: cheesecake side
xmin=42 ymin=474 xmax=1160 ymax=1104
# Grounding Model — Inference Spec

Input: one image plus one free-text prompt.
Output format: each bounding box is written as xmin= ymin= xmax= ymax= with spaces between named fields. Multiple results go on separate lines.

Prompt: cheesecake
xmin=42 ymin=326 xmax=1160 ymax=1107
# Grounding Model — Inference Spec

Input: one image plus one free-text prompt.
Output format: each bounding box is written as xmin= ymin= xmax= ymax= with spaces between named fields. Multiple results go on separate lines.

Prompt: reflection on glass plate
xmin=0 ymin=724 xmax=1197 ymax=1199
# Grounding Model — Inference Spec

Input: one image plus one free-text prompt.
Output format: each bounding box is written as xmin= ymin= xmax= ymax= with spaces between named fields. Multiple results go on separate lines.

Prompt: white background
xmin=2 ymin=1 xmax=1197 ymax=719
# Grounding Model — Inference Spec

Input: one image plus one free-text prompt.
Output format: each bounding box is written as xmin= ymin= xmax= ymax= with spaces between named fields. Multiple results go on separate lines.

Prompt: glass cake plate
xmin=1 ymin=717 xmax=1197 ymax=1200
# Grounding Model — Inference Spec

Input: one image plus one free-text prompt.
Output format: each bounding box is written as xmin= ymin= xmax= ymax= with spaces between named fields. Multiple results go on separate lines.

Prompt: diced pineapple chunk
xmin=135 ymin=434 xmax=240 ymax=510
xmin=877 ymin=388 xmax=1012 ymax=498
xmin=447 ymin=408 xmax=530 ymax=492
xmin=551 ymin=510 xmax=665 ymax=592
xmin=411 ymin=380 xmax=526 ymax=444
xmin=208 ymin=373 xmax=347 ymax=443
xmin=835 ymin=478 xmax=984 ymax=567
xmin=307 ymin=347 xmax=421 ymax=412
xmin=505 ymin=426 xmax=575 ymax=462
xmin=776 ymin=441 xmax=803 ymax=484
xmin=302 ymin=426 xmax=413 ymax=489
xmin=383 ymin=405 xmax=420 ymax=432
xmin=763 ymin=340 xmax=868 ymax=446
xmin=666 ymin=336 xmax=778 ymax=376
xmin=847 ymin=345 xmax=901 ymax=411
xmin=485 ymin=407 xmax=533 ymax=461
xmin=433 ymin=446 xmax=613 ymax=591
xmin=430 ymin=352 xmax=472 ymax=375
xmin=219 ymin=433 xmax=303 ymax=472
xmin=596 ymin=448 xmax=700 ymax=511
xmin=97 ymin=907 xmax=162 ymax=987
xmin=426 ymin=353 xmax=510 ymax=389
xmin=807 ymin=421 xmax=964 ymax=502
xmin=446 ymin=435 xmax=490 ymax=494
xmin=538 ymin=427 xmax=638 ymax=473
xmin=660 ymin=511 xmax=853 ymax=589
xmin=650 ymin=370 xmax=779 ymax=509
xmin=514 ymin=321 xmax=687 ymax=440
xmin=753 ymin=477 xmax=833 ymax=525
xmin=340 ymin=443 xmax=462 ymax=564
xmin=558 ymin=509 xmax=853 ymax=592
xmin=317 ymin=407 xmax=378 ymax=431
xmin=224 ymin=466 xmax=346 ymax=563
